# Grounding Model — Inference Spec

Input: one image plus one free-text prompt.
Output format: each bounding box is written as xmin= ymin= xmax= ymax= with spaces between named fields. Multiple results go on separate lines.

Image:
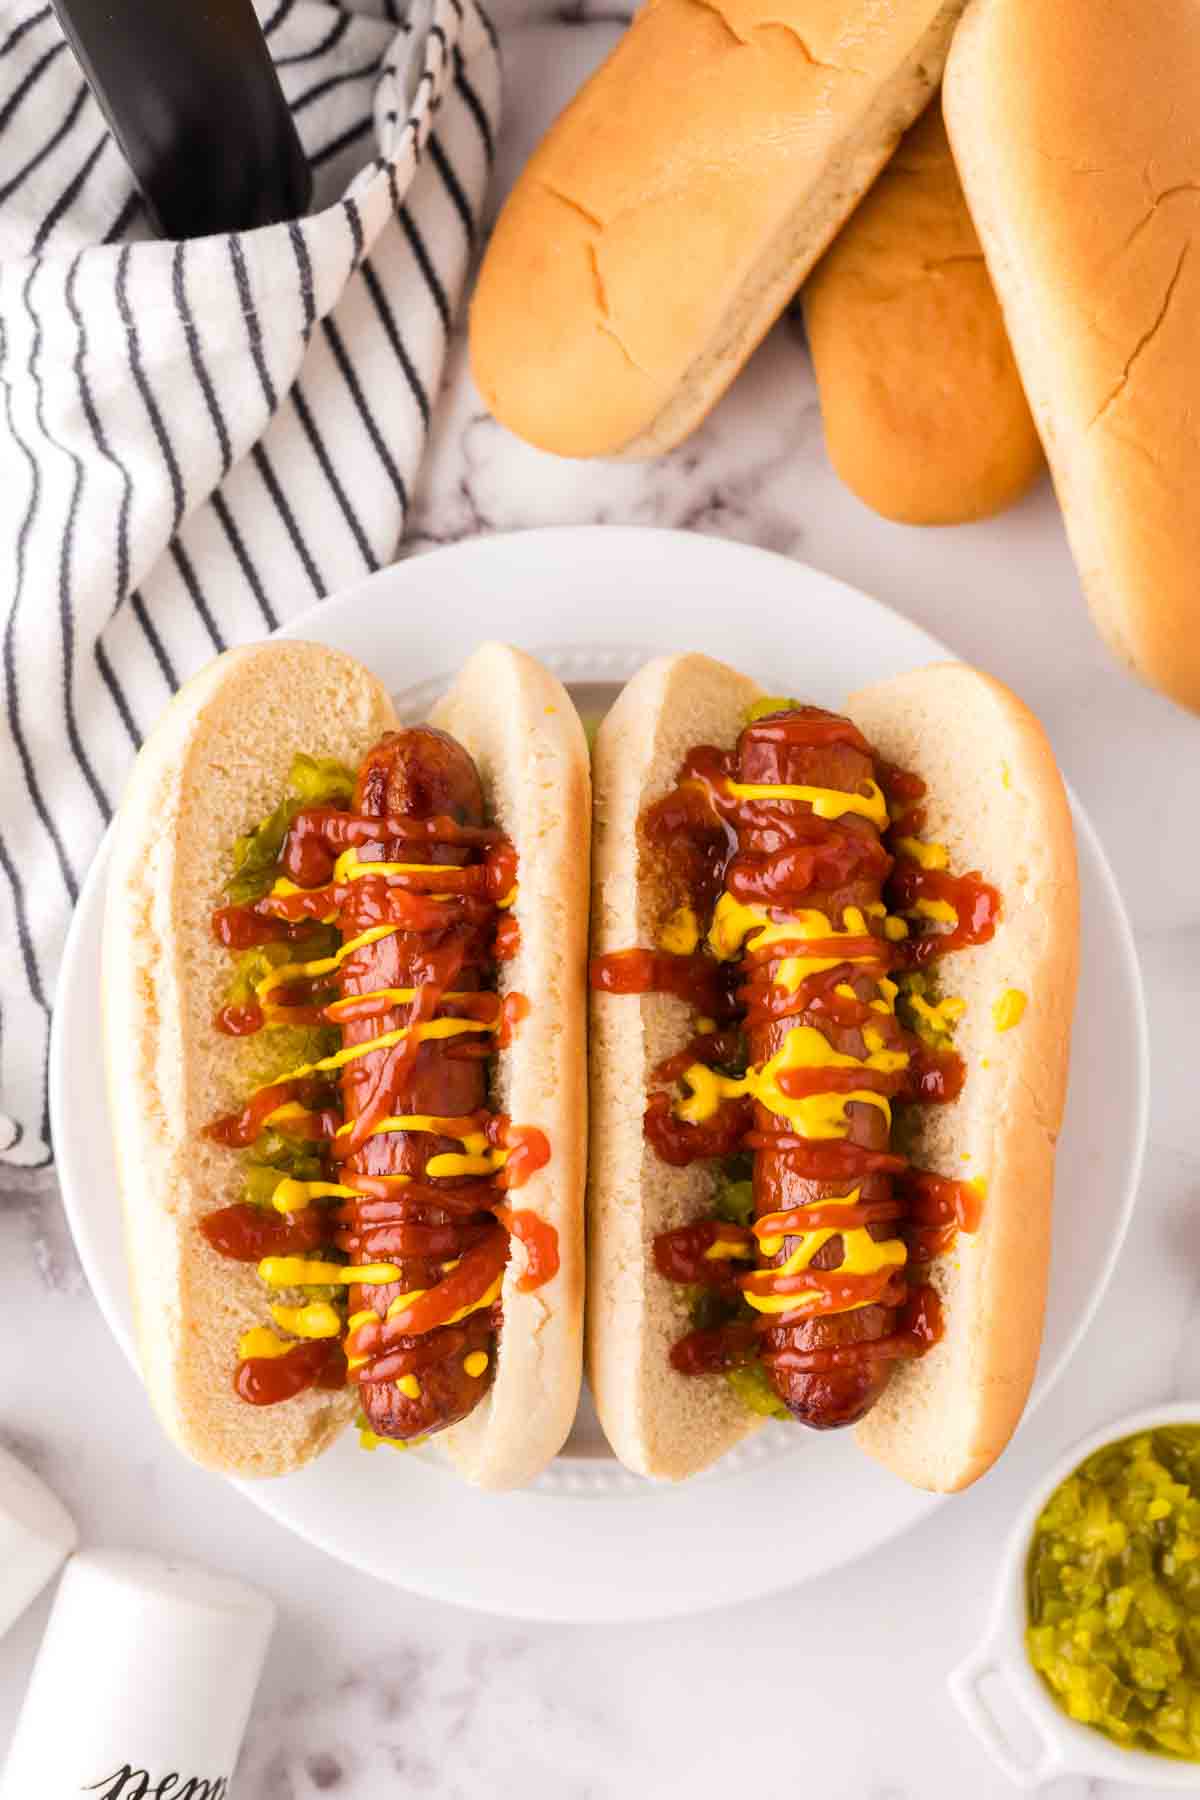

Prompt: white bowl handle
xmin=948 ymin=1641 xmax=1065 ymax=1789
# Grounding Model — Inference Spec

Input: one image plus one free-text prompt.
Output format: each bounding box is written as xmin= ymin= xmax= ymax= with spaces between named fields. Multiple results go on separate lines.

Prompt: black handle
xmin=49 ymin=0 xmax=312 ymax=238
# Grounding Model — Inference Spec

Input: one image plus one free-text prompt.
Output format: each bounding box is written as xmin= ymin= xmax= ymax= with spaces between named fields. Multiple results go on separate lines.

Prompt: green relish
xmin=225 ymin=753 xmax=355 ymax=903
xmin=726 ymin=1362 xmax=790 ymax=1420
xmin=685 ymin=1164 xmax=788 ymax=1417
xmin=222 ymin=761 xmax=351 ymax=1225
xmin=744 ymin=696 xmax=804 ymax=723
xmin=1026 ymin=1425 xmax=1200 ymax=1759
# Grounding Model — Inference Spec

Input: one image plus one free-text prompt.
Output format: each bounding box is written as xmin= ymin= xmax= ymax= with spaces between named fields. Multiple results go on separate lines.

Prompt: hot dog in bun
xmin=104 ymin=641 xmax=588 ymax=1491
xmin=588 ymin=655 xmax=1077 ymax=1488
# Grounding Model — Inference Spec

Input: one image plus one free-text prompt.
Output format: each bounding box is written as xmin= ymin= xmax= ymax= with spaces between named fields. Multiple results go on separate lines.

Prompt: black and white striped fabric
xmin=0 ymin=0 xmax=501 ymax=1168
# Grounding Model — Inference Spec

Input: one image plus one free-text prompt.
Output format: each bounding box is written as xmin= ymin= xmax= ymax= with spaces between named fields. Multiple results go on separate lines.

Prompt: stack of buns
xmin=469 ymin=0 xmax=1200 ymax=713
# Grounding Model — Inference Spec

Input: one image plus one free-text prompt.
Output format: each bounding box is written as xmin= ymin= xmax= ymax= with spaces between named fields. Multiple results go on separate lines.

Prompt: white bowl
xmin=950 ymin=1402 xmax=1200 ymax=1789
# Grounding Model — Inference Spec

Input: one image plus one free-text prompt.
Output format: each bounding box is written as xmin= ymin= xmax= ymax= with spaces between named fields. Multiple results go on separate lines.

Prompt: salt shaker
xmin=0 ymin=1548 xmax=275 ymax=1799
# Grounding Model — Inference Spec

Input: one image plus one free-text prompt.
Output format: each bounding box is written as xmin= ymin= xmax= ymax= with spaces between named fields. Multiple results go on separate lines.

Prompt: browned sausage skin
xmin=339 ymin=728 xmax=503 ymax=1440
xmin=734 ymin=714 xmax=905 ymax=1427
xmin=593 ymin=693 xmax=989 ymax=1434
xmin=356 ymin=727 xmax=483 ymax=824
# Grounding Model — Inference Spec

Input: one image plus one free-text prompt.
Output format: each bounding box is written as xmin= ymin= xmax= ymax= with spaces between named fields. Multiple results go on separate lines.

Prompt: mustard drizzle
xmin=229 ymin=821 xmax=517 ymax=1379
xmin=660 ymin=772 xmax=966 ymax=1316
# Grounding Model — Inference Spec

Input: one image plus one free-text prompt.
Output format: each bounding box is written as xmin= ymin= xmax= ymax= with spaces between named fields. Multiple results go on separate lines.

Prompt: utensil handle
xmin=49 ymin=0 xmax=312 ymax=238
xmin=948 ymin=1643 xmax=1063 ymax=1790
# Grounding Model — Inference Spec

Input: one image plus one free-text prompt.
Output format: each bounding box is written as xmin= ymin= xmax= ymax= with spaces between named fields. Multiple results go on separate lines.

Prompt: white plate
xmin=51 ymin=527 xmax=1148 ymax=1622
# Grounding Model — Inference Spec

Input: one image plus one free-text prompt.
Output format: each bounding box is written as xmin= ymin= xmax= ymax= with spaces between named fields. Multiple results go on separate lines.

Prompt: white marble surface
xmin=5 ymin=2 xmax=1200 ymax=1794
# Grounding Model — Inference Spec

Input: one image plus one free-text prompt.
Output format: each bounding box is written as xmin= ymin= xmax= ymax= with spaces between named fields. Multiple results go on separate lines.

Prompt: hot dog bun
xmin=589 ymin=656 xmax=764 ymax=1480
xmin=944 ymin=0 xmax=1200 ymax=710
xmin=802 ymin=103 xmax=1043 ymax=526
xmin=470 ymin=0 xmax=969 ymax=460
xmin=588 ymin=654 xmax=1077 ymax=1489
xmin=846 ymin=665 xmax=1077 ymax=1490
xmin=104 ymin=641 xmax=588 ymax=1488
xmin=104 ymin=643 xmax=390 ymax=1477
xmin=431 ymin=644 xmax=589 ymax=1490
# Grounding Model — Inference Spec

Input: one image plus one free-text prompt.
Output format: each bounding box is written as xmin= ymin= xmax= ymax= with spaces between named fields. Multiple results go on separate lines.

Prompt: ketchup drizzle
xmin=203 ymin=781 xmax=556 ymax=1416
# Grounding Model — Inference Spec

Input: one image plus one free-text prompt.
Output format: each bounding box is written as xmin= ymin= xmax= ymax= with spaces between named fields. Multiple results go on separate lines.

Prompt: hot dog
xmin=104 ymin=641 xmax=588 ymax=1490
xmin=333 ymin=726 xmax=504 ymax=1443
xmin=587 ymin=655 xmax=1077 ymax=1490
xmin=734 ymin=706 xmax=907 ymax=1428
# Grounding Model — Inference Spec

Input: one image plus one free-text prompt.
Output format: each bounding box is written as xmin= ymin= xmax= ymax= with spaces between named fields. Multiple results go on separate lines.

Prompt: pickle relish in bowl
xmin=1027 ymin=1425 xmax=1200 ymax=1760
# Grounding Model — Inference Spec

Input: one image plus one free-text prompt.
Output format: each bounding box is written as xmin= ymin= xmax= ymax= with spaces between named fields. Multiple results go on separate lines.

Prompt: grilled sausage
xmin=338 ymin=728 xmax=505 ymax=1440
xmin=734 ymin=709 xmax=908 ymax=1428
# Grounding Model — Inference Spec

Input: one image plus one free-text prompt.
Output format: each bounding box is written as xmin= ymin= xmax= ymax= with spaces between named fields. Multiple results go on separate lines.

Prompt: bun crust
xmin=105 ymin=641 xmax=588 ymax=1489
xmin=471 ymin=0 xmax=968 ymax=460
xmin=588 ymin=656 xmax=1076 ymax=1491
xmin=848 ymin=665 xmax=1078 ymax=1491
xmin=432 ymin=644 xmax=589 ymax=1490
xmin=803 ymin=102 xmax=1042 ymax=526
xmin=945 ymin=0 xmax=1200 ymax=710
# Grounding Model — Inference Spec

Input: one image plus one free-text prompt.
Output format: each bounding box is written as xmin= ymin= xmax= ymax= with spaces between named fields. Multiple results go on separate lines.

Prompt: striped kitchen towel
xmin=0 ymin=0 xmax=500 ymax=1169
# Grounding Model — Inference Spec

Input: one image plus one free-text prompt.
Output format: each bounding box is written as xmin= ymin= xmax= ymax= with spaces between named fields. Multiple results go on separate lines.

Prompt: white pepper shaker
xmin=0 ymin=1444 xmax=76 ymax=1641
xmin=0 ymin=1548 xmax=275 ymax=1799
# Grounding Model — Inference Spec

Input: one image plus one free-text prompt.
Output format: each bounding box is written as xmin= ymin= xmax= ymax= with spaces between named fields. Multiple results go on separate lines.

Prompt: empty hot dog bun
xmin=104 ymin=640 xmax=588 ymax=1489
xmin=802 ymin=103 xmax=1043 ymax=525
xmin=588 ymin=654 xmax=1077 ymax=1489
xmin=944 ymin=0 xmax=1200 ymax=710
xmin=470 ymin=0 xmax=969 ymax=460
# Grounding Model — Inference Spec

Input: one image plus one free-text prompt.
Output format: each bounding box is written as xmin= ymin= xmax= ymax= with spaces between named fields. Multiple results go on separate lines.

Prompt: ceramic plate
xmin=51 ymin=527 xmax=1148 ymax=1621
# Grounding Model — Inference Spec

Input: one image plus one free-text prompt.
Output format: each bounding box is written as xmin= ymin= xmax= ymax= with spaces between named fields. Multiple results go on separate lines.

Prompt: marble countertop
xmin=4 ymin=2 xmax=1200 ymax=1795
